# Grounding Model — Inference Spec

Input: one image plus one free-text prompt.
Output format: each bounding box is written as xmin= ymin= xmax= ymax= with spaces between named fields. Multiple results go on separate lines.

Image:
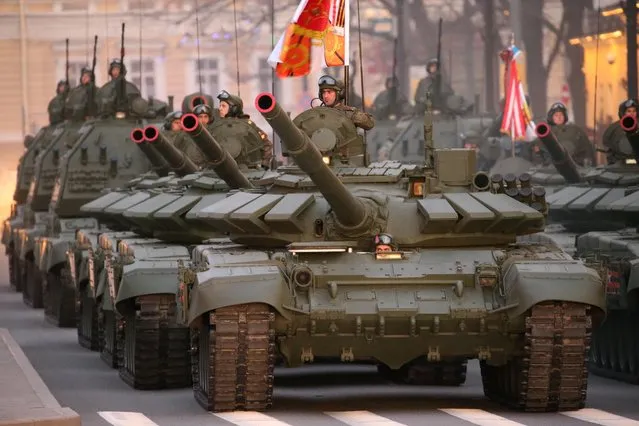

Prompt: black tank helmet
xmin=193 ymin=104 xmax=213 ymax=117
xmin=108 ymin=58 xmax=127 ymax=77
xmin=56 ymin=79 xmax=70 ymax=94
xmin=385 ymin=76 xmax=399 ymax=88
xmin=318 ymin=75 xmax=345 ymax=102
xmin=547 ymin=102 xmax=568 ymax=125
xmin=426 ymin=58 xmax=439 ymax=74
xmin=163 ymin=111 xmax=184 ymax=130
xmin=217 ymin=90 xmax=244 ymax=117
xmin=79 ymin=66 xmax=94 ymax=84
xmin=618 ymin=98 xmax=639 ymax=118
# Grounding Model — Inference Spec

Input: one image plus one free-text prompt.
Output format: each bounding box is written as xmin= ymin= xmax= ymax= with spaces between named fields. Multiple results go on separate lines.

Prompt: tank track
xmin=100 ymin=309 xmax=122 ymax=368
xmin=77 ymin=284 xmax=100 ymax=351
xmin=44 ymin=267 xmax=76 ymax=328
xmin=118 ymin=295 xmax=192 ymax=390
xmin=15 ymin=258 xmax=25 ymax=292
xmin=22 ymin=257 xmax=43 ymax=309
xmin=589 ymin=310 xmax=639 ymax=384
xmin=481 ymin=301 xmax=591 ymax=412
xmin=193 ymin=303 xmax=276 ymax=412
xmin=8 ymin=245 xmax=16 ymax=290
xmin=379 ymin=360 xmax=468 ymax=386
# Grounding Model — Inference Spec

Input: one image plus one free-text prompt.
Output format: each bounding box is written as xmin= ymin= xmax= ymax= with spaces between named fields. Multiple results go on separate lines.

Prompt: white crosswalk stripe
xmin=325 ymin=410 xmax=407 ymax=426
xmin=212 ymin=411 xmax=294 ymax=425
xmin=98 ymin=411 xmax=160 ymax=426
xmin=561 ymin=409 xmax=639 ymax=425
xmin=439 ymin=408 xmax=527 ymax=426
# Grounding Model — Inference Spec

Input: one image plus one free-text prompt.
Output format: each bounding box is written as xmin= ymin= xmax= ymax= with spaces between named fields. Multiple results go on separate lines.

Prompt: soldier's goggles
xmin=550 ymin=102 xmax=566 ymax=110
xmin=374 ymin=234 xmax=392 ymax=245
xmin=318 ymin=75 xmax=337 ymax=86
xmin=623 ymin=99 xmax=638 ymax=108
xmin=217 ymin=90 xmax=231 ymax=100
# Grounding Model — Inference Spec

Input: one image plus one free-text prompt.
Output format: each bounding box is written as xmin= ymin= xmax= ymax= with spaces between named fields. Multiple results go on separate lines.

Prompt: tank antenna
xmin=85 ymin=1 xmax=90 ymax=64
xmin=195 ymin=0 xmax=203 ymax=94
xmin=356 ymin=0 xmax=368 ymax=166
xmin=104 ymin=0 xmax=109 ymax=64
xmin=592 ymin=0 xmax=601 ymax=148
xmin=138 ymin=0 xmax=143 ymax=97
xmin=232 ymin=0 xmax=241 ymax=96
xmin=270 ymin=0 xmax=277 ymax=157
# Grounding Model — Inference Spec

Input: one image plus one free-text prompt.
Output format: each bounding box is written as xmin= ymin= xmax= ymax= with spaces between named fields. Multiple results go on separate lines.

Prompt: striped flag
xmin=499 ymin=45 xmax=535 ymax=141
xmin=267 ymin=0 xmax=350 ymax=78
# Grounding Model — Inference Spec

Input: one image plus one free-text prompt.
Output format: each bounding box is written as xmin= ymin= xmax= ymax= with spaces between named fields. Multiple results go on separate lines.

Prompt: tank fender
xmin=100 ymin=266 xmax=115 ymax=312
xmin=502 ymin=260 xmax=606 ymax=320
xmin=20 ymin=227 xmax=44 ymax=261
xmin=188 ymin=264 xmax=292 ymax=327
xmin=3 ymin=217 xmax=22 ymax=245
xmin=77 ymin=251 xmax=91 ymax=289
xmin=115 ymin=259 xmax=183 ymax=315
xmin=45 ymin=237 xmax=72 ymax=272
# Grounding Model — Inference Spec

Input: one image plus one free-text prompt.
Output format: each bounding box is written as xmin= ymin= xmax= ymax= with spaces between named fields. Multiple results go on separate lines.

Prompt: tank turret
xmin=620 ymin=114 xmax=639 ymax=163
xmin=180 ymin=114 xmax=253 ymax=189
xmin=143 ymin=126 xmax=198 ymax=177
xmin=534 ymin=122 xmax=582 ymax=184
xmin=256 ymin=92 xmax=371 ymax=231
xmin=130 ymin=128 xmax=170 ymax=177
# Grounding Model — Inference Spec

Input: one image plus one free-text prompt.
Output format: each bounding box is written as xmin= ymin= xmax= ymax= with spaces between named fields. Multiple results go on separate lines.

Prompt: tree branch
xmin=544 ymin=12 xmax=567 ymax=72
xmin=357 ymin=26 xmax=395 ymax=42
xmin=377 ymin=0 xmax=396 ymax=15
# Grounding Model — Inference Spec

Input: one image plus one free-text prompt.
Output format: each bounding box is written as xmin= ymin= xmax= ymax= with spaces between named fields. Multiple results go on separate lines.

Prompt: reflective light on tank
xmin=479 ymin=276 xmax=497 ymax=287
xmin=115 ymin=112 xmax=126 ymax=119
xmin=322 ymin=156 xmax=330 ymax=164
xmin=289 ymin=248 xmax=348 ymax=254
xmin=412 ymin=182 xmax=424 ymax=197
xmin=626 ymin=159 xmax=637 ymax=165
xmin=375 ymin=252 xmax=403 ymax=260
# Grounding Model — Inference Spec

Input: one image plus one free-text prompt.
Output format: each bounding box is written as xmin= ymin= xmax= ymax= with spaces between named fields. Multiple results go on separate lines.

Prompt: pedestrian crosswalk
xmin=96 ymin=408 xmax=639 ymax=426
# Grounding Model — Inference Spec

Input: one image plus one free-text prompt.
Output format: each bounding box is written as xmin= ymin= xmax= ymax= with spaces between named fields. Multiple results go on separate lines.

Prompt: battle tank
xmin=70 ymin=109 xmax=267 ymax=389
xmin=3 ymin=126 xmax=64 ymax=292
xmin=573 ymin=113 xmax=639 ymax=384
xmin=172 ymin=92 xmax=605 ymax=413
xmin=36 ymin=96 xmax=165 ymax=328
xmin=18 ymin=120 xmax=87 ymax=308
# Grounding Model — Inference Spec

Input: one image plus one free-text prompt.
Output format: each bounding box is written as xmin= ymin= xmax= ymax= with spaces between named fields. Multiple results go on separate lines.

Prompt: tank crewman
xmin=193 ymin=104 xmax=214 ymax=127
xmin=318 ymin=75 xmax=375 ymax=130
xmin=47 ymin=80 xmax=70 ymax=125
xmin=162 ymin=110 xmax=206 ymax=169
xmin=371 ymin=76 xmax=411 ymax=120
xmin=163 ymin=111 xmax=184 ymax=132
xmin=534 ymin=102 xmax=595 ymax=166
xmin=414 ymin=58 xmax=454 ymax=114
xmin=95 ymin=59 xmax=141 ymax=118
xmin=601 ymin=98 xmax=639 ymax=165
xmin=64 ymin=67 xmax=97 ymax=122
xmin=217 ymin=90 xmax=274 ymax=169
xmin=373 ymin=233 xmax=396 ymax=253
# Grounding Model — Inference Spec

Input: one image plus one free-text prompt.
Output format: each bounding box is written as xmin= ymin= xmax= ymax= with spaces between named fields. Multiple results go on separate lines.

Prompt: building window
xmin=194 ymin=58 xmax=220 ymax=95
xmin=257 ymin=57 xmax=272 ymax=94
xmin=53 ymin=0 xmax=95 ymax=12
xmin=120 ymin=0 xmax=161 ymax=11
xmin=129 ymin=59 xmax=156 ymax=98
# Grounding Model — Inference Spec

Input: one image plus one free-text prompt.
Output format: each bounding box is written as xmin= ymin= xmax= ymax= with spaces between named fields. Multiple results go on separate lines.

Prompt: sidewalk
xmin=0 ymin=328 xmax=81 ymax=426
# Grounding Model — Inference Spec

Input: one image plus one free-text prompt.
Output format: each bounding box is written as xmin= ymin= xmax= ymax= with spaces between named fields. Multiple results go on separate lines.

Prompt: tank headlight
xmin=292 ymin=265 xmax=313 ymax=288
xmin=476 ymin=265 xmax=499 ymax=287
xmin=625 ymin=159 xmax=637 ymax=164
xmin=375 ymin=252 xmax=403 ymax=260
xmin=115 ymin=112 xmax=126 ymax=119
xmin=322 ymin=156 xmax=331 ymax=164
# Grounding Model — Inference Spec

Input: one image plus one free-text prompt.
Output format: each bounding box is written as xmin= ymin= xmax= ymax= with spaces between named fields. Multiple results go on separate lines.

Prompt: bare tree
xmin=561 ymin=0 xmax=590 ymax=126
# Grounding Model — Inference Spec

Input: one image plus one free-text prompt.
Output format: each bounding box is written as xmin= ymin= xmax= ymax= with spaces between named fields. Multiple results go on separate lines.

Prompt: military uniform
xmin=602 ymin=98 xmax=639 ymax=164
xmin=64 ymin=68 xmax=97 ymax=121
xmin=372 ymin=77 xmax=411 ymax=120
xmin=332 ymin=103 xmax=375 ymax=130
xmin=95 ymin=59 xmax=141 ymax=118
xmin=47 ymin=80 xmax=69 ymax=125
xmin=414 ymin=59 xmax=453 ymax=113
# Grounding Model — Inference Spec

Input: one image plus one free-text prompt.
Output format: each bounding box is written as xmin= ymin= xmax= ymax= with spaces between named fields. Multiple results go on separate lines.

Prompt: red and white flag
xmin=499 ymin=45 xmax=535 ymax=141
xmin=267 ymin=0 xmax=350 ymax=78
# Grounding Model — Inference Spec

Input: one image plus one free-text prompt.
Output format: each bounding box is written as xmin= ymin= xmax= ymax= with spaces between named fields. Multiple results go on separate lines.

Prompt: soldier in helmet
xmin=601 ymin=98 xmax=639 ymax=164
xmin=164 ymin=111 xmax=183 ymax=131
xmin=193 ymin=104 xmax=214 ymax=126
xmin=414 ymin=58 xmax=454 ymax=114
xmin=95 ymin=58 xmax=141 ymax=118
xmin=373 ymin=233 xmax=397 ymax=253
xmin=47 ymin=80 xmax=70 ymax=125
xmin=64 ymin=67 xmax=97 ymax=121
xmin=371 ymin=77 xmax=411 ymax=120
xmin=535 ymin=102 xmax=595 ymax=166
xmin=162 ymin=110 xmax=206 ymax=168
xmin=217 ymin=90 xmax=274 ymax=169
xmin=317 ymin=75 xmax=375 ymax=130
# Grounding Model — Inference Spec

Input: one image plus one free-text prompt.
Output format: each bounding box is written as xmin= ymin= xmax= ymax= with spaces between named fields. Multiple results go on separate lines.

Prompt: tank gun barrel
xmin=255 ymin=92 xmax=367 ymax=228
xmin=143 ymin=125 xmax=198 ymax=176
xmin=130 ymin=128 xmax=170 ymax=177
xmin=535 ymin=122 xmax=582 ymax=183
xmin=620 ymin=114 xmax=639 ymax=163
xmin=180 ymin=113 xmax=253 ymax=189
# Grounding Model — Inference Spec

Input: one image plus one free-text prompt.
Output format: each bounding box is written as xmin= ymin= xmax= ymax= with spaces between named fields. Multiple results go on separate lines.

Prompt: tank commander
xmin=64 ymin=67 xmax=97 ymax=121
xmin=317 ymin=75 xmax=375 ymax=131
xmin=217 ymin=90 xmax=274 ymax=169
xmin=95 ymin=58 xmax=141 ymax=118
xmin=534 ymin=102 xmax=595 ymax=166
xmin=414 ymin=58 xmax=454 ymax=114
xmin=371 ymin=76 xmax=411 ymax=120
xmin=163 ymin=111 xmax=183 ymax=132
xmin=193 ymin=104 xmax=214 ymax=127
xmin=601 ymin=98 xmax=638 ymax=165
xmin=47 ymin=80 xmax=70 ymax=125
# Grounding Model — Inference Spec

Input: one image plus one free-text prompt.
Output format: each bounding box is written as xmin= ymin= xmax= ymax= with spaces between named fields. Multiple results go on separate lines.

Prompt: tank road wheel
xmin=16 ymin=258 xmax=26 ymax=293
xmin=193 ymin=303 xmax=276 ymax=412
xmin=119 ymin=295 xmax=192 ymax=390
xmin=481 ymin=301 xmax=592 ymax=412
xmin=627 ymin=314 xmax=639 ymax=380
xmin=23 ymin=256 xmax=43 ymax=308
xmin=100 ymin=309 xmax=121 ymax=368
xmin=379 ymin=359 xmax=468 ymax=386
xmin=589 ymin=332 xmax=602 ymax=368
xmin=8 ymin=244 xmax=16 ymax=290
xmin=44 ymin=267 xmax=76 ymax=327
xmin=77 ymin=282 xmax=100 ymax=350
xmin=96 ymin=300 xmax=105 ymax=352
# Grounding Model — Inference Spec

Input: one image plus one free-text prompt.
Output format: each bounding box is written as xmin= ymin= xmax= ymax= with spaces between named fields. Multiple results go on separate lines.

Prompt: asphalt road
xmin=1 ymin=255 xmax=638 ymax=426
